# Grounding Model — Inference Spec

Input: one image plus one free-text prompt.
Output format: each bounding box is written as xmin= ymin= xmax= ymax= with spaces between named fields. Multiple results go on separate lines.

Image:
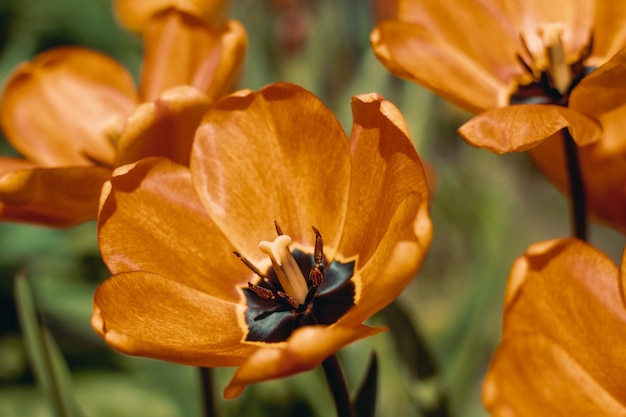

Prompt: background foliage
xmin=0 ymin=0 xmax=624 ymax=416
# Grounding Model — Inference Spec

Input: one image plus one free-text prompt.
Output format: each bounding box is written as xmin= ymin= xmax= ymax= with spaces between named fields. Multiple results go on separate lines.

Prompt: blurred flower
xmin=370 ymin=0 xmax=626 ymax=153
xmin=0 ymin=8 xmax=246 ymax=226
xmin=114 ymin=0 xmax=231 ymax=32
xmin=483 ymin=238 xmax=626 ymax=415
xmin=91 ymin=83 xmax=432 ymax=398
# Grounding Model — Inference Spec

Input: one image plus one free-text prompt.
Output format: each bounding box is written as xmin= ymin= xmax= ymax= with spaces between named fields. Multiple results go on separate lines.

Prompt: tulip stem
xmin=199 ymin=367 xmax=217 ymax=417
xmin=562 ymin=129 xmax=587 ymax=241
xmin=322 ymin=355 xmax=355 ymax=417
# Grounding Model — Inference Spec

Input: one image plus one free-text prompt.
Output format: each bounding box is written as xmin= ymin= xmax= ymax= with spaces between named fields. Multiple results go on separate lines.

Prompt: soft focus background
xmin=0 ymin=1 xmax=624 ymax=416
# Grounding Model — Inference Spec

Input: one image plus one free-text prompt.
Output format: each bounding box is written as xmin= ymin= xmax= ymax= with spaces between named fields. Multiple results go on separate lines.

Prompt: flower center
xmin=511 ymin=24 xmax=594 ymax=105
xmin=237 ymin=225 xmax=355 ymax=343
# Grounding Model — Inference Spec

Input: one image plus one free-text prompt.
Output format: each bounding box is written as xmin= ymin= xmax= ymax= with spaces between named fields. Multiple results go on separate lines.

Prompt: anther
xmin=248 ymin=282 xmax=274 ymax=300
xmin=234 ymin=251 xmax=267 ymax=278
xmin=277 ymin=291 xmax=300 ymax=309
xmin=274 ymin=221 xmax=283 ymax=236
xmin=309 ymin=226 xmax=324 ymax=287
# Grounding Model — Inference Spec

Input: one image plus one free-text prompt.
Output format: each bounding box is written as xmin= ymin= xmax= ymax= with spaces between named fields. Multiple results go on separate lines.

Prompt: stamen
xmin=234 ymin=251 xmax=267 ymax=278
xmin=274 ymin=221 xmax=283 ymax=236
xmin=277 ymin=291 xmax=300 ymax=309
xmin=309 ymin=226 xmax=324 ymax=287
xmin=541 ymin=24 xmax=572 ymax=95
xmin=248 ymin=282 xmax=274 ymax=300
xmin=259 ymin=235 xmax=309 ymax=305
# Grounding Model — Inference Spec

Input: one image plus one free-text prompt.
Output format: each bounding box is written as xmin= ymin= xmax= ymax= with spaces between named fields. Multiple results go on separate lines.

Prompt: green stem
xmin=199 ymin=367 xmax=217 ymax=417
xmin=322 ymin=355 xmax=355 ymax=417
xmin=562 ymin=129 xmax=587 ymax=241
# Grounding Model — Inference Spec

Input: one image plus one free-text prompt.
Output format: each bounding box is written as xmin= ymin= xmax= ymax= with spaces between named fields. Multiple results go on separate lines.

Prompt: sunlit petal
xmin=191 ymin=83 xmax=351 ymax=262
xmin=99 ymin=158 xmax=249 ymax=300
xmin=115 ymin=86 xmax=211 ymax=166
xmin=223 ymin=324 xmax=385 ymax=399
xmin=0 ymin=160 xmax=111 ymax=226
xmin=458 ymin=104 xmax=601 ymax=154
xmin=0 ymin=46 xmax=138 ymax=167
xmin=92 ymin=270 xmax=254 ymax=367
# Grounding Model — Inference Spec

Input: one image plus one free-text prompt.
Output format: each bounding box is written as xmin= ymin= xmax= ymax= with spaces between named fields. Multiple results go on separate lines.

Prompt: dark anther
xmin=309 ymin=268 xmax=323 ymax=287
xmin=234 ymin=251 xmax=267 ymax=278
xmin=309 ymin=226 xmax=324 ymax=287
xmin=277 ymin=291 xmax=300 ymax=308
xmin=248 ymin=282 xmax=274 ymax=300
xmin=274 ymin=221 xmax=283 ymax=236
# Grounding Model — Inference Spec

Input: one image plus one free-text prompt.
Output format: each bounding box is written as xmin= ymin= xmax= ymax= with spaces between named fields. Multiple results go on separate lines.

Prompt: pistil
xmin=259 ymin=234 xmax=309 ymax=305
xmin=541 ymin=24 xmax=572 ymax=95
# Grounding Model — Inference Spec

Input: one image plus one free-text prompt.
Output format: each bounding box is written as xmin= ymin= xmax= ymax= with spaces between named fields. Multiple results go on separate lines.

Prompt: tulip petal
xmin=115 ymin=86 xmax=211 ymax=167
xmin=338 ymin=93 xmax=429 ymax=266
xmin=0 ymin=46 xmax=138 ymax=167
xmin=191 ymin=83 xmax=351 ymax=262
xmin=99 ymin=158 xmax=251 ymax=300
xmin=223 ymin=323 xmax=385 ymax=399
xmin=491 ymin=238 xmax=626 ymax=407
xmin=140 ymin=9 xmax=247 ymax=102
xmin=587 ymin=2 xmax=626 ymax=67
xmin=371 ymin=20 xmax=518 ymax=113
xmin=483 ymin=333 xmax=626 ymax=416
xmin=114 ymin=0 xmax=228 ymax=32
xmin=570 ymin=48 xmax=626 ymax=118
xmin=0 ymin=159 xmax=110 ymax=226
xmin=458 ymin=104 xmax=601 ymax=154
xmin=92 ymin=270 xmax=255 ymax=367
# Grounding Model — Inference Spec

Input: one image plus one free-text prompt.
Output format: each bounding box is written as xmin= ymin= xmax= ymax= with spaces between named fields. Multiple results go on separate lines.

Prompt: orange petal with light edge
xmin=0 ymin=46 xmax=138 ymax=167
xmin=140 ymin=9 xmax=247 ymax=102
xmin=115 ymin=86 xmax=211 ymax=167
xmin=458 ymin=104 xmax=601 ymax=154
xmin=339 ymin=92 xmax=430 ymax=267
xmin=114 ymin=0 xmax=229 ymax=32
xmin=527 ymin=125 xmax=626 ymax=235
xmin=487 ymin=238 xmax=626 ymax=411
xmin=92 ymin=270 xmax=255 ymax=368
xmin=588 ymin=3 xmax=626 ymax=66
xmin=570 ymin=47 xmax=626 ymax=119
xmin=0 ymin=159 xmax=111 ymax=226
xmin=371 ymin=17 xmax=521 ymax=112
xmin=223 ymin=323 xmax=385 ymax=399
xmin=191 ymin=83 xmax=351 ymax=263
xmin=483 ymin=333 xmax=626 ymax=416
xmin=98 ymin=158 xmax=249 ymax=300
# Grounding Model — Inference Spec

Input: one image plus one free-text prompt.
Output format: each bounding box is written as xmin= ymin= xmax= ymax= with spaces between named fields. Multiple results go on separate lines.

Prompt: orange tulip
xmin=0 ymin=8 xmax=247 ymax=227
xmin=483 ymin=238 xmax=626 ymax=415
xmin=91 ymin=83 xmax=432 ymax=398
xmin=371 ymin=0 xmax=626 ymax=232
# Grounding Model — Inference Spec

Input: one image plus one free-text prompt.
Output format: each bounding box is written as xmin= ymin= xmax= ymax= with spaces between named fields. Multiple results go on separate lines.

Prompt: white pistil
xmin=541 ymin=23 xmax=572 ymax=95
xmin=259 ymin=234 xmax=309 ymax=305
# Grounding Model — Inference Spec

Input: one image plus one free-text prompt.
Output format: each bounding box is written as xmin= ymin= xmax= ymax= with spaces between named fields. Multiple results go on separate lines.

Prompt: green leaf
xmin=352 ymin=352 xmax=378 ymax=417
xmin=14 ymin=273 xmax=85 ymax=417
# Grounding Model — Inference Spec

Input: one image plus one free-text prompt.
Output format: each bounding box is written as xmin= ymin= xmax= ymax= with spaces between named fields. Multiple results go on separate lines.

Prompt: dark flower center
xmin=238 ymin=226 xmax=356 ymax=343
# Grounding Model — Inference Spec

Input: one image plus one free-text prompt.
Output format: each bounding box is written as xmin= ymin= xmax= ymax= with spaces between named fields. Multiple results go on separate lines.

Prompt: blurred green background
xmin=0 ymin=0 xmax=624 ymax=416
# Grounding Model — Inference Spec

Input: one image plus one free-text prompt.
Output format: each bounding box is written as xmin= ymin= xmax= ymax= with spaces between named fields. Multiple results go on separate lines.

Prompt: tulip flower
xmin=0 ymin=8 xmax=246 ymax=227
xmin=91 ymin=82 xmax=432 ymax=398
xmin=483 ymin=238 xmax=626 ymax=415
xmin=371 ymin=0 xmax=626 ymax=233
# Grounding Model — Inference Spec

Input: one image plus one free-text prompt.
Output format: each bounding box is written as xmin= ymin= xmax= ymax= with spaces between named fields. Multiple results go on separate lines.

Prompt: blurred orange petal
xmin=92 ymin=270 xmax=254 ymax=367
xmin=114 ymin=0 xmax=229 ymax=32
xmin=224 ymin=324 xmax=384 ymax=399
xmin=139 ymin=9 xmax=247 ymax=102
xmin=0 ymin=46 xmax=138 ymax=167
xmin=115 ymin=86 xmax=211 ymax=166
xmin=587 ymin=2 xmax=626 ymax=66
xmin=191 ymin=83 xmax=351 ymax=262
xmin=0 ymin=160 xmax=111 ymax=226
xmin=99 ymin=158 xmax=247 ymax=300
xmin=458 ymin=104 xmax=601 ymax=154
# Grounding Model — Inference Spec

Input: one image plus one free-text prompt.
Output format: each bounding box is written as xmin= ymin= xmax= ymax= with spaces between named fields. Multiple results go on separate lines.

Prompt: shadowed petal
xmin=484 ymin=238 xmax=626 ymax=413
xmin=140 ymin=9 xmax=247 ymax=102
xmin=371 ymin=20 xmax=518 ymax=112
xmin=191 ymin=83 xmax=351 ymax=262
xmin=0 ymin=159 xmax=111 ymax=226
xmin=458 ymin=104 xmax=601 ymax=154
xmin=115 ymin=86 xmax=211 ymax=167
xmin=92 ymin=270 xmax=255 ymax=367
xmin=99 ymin=158 xmax=250 ymax=300
xmin=114 ymin=0 xmax=229 ymax=32
xmin=0 ymin=46 xmax=138 ymax=167
xmin=223 ymin=324 xmax=385 ymax=399
xmin=339 ymin=93 xmax=429 ymax=266
xmin=483 ymin=333 xmax=626 ymax=416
